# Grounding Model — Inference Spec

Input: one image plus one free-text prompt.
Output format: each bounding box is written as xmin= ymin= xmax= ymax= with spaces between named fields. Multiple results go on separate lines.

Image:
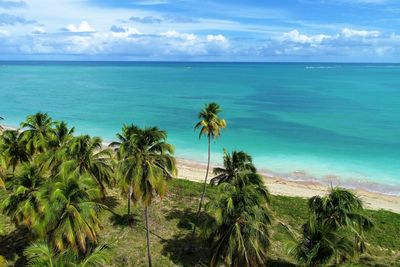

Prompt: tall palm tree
xmin=25 ymin=241 xmax=111 ymax=267
xmin=40 ymin=164 xmax=103 ymax=253
xmin=194 ymin=102 xmax=226 ymax=217
xmin=119 ymin=126 xmax=176 ymax=267
xmin=203 ymin=182 xmax=271 ymax=267
xmin=109 ymin=124 xmax=140 ymax=216
xmin=291 ymin=216 xmax=354 ymax=267
xmin=0 ymin=130 xmax=30 ymax=174
xmin=66 ymin=135 xmax=113 ymax=196
xmin=2 ymin=163 xmax=46 ymax=227
xmin=20 ymin=112 xmax=55 ymax=155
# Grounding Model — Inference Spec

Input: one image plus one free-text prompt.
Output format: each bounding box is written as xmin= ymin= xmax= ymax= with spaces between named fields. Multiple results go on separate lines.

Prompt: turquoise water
xmin=1 ymin=62 xmax=400 ymax=194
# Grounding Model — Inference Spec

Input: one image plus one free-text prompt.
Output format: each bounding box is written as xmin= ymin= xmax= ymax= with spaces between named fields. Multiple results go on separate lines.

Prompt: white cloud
xmin=161 ymin=30 xmax=197 ymax=41
xmin=341 ymin=28 xmax=380 ymax=38
xmin=64 ymin=21 xmax=95 ymax=33
xmin=280 ymin=29 xmax=331 ymax=44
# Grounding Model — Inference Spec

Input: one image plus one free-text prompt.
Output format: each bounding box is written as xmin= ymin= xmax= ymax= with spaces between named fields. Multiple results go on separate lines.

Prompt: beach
xmin=176 ymin=158 xmax=400 ymax=213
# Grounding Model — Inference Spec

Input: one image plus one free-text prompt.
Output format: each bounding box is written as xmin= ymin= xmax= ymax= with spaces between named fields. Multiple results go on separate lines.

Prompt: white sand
xmin=176 ymin=158 xmax=400 ymax=214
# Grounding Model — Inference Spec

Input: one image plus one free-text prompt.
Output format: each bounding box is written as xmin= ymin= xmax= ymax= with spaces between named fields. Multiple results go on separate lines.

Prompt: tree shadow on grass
xmin=161 ymin=208 xmax=213 ymax=266
xmin=161 ymin=233 xmax=209 ymax=267
xmin=0 ymin=226 xmax=34 ymax=266
xmin=165 ymin=207 xmax=198 ymax=230
xmin=110 ymin=212 xmax=141 ymax=227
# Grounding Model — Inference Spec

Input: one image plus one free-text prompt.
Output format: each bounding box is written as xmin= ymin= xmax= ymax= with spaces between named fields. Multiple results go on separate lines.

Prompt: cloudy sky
xmin=0 ymin=0 xmax=400 ymax=61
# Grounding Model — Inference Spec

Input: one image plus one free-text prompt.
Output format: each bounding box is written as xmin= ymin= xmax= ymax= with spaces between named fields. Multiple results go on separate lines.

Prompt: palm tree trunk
xmin=127 ymin=185 xmax=132 ymax=216
xmin=197 ymin=136 xmax=211 ymax=216
xmin=145 ymin=206 xmax=152 ymax=267
xmin=191 ymin=136 xmax=211 ymax=238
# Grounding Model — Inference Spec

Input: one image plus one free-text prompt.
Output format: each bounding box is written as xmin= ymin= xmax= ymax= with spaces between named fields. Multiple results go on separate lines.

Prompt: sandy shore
xmin=176 ymin=158 xmax=400 ymax=214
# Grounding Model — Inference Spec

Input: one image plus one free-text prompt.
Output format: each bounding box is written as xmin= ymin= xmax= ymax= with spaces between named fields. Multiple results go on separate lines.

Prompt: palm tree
xmin=109 ymin=124 xmax=140 ymax=216
xmin=40 ymin=164 xmax=103 ymax=252
xmin=41 ymin=121 xmax=75 ymax=175
xmin=203 ymin=182 xmax=271 ymax=267
xmin=117 ymin=126 xmax=176 ymax=267
xmin=66 ymin=135 xmax=113 ymax=196
xmin=48 ymin=121 xmax=75 ymax=150
xmin=194 ymin=102 xmax=226 ymax=219
xmin=0 ymin=130 xmax=30 ymax=174
xmin=25 ymin=241 xmax=111 ymax=267
xmin=210 ymin=150 xmax=257 ymax=186
xmin=20 ymin=112 xmax=55 ymax=154
xmin=309 ymin=187 xmax=373 ymax=257
xmin=2 ymin=163 xmax=46 ymax=227
xmin=291 ymin=216 xmax=354 ymax=267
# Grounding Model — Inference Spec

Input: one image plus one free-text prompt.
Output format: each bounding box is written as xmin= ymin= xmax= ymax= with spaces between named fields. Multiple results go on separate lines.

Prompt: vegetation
xmin=0 ymin=108 xmax=399 ymax=267
xmin=193 ymin=102 xmax=226 ymax=236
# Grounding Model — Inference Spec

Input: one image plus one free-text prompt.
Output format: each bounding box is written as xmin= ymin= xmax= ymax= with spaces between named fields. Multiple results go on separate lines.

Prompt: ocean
xmin=1 ymin=62 xmax=399 ymax=194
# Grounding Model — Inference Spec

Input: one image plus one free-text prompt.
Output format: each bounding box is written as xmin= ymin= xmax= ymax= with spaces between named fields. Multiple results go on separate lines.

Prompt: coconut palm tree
xmin=309 ymin=187 xmax=373 ymax=257
xmin=20 ymin=112 xmax=55 ymax=155
xmin=109 ymin=124 xmax=140 ymax=216
xmin=210 ymin=150 xmax=257 ymax=185
xmin=291 ymin=216 xmax=354 ymax=267
xmin=0 ymin=130 xmax=30 ymax=174
xmin=119 ymin=126 xmax=176 ymax=267
xmin=48 ymin=121 xmax=75 ymax=150
xmin=25 ymin=241 xmax=111 ymax=267
xmin=2 ymin=163 xmax=46 ymax=227
xmin=66 ymin=135 xmax=113 ymax=196
xmin=194 ymin=102 xmax=226 ymax=220
xmin=203 ymin=182 xmax=271 ymax=267
xmin=40 ymin=164 xmax=103 ymax=253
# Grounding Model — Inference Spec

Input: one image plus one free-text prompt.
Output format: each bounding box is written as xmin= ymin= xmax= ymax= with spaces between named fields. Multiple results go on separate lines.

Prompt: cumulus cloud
xmin=0 ymin=0 xmax=26 ymax=9
xmin=273 ymin=28 xmax=398 ymax=59
xmin=0 ymin=13 xmax=35 ymax=26
xmin=63 ymin=21 xmax=95 ymax=33
xmin=110 ymin=25 xmax=141 ymax=35
xmin=280 ymin=29 xmax=332 ymax=44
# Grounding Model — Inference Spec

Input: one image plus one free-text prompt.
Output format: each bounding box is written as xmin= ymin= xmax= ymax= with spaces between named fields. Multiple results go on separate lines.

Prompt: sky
xmin=0 ymin=0 xmax=400 ymax=61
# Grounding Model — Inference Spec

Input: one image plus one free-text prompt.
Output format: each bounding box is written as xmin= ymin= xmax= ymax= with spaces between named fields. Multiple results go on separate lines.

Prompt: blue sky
xmin=0 ymin=0 xmax=400 ymax=61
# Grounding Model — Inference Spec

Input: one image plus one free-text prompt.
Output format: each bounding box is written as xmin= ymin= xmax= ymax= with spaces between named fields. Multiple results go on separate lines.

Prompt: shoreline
xmin=176 ymin=158 xmax=400 ymax=214
xmin=2 ymin=124 xmax=400 ymax=213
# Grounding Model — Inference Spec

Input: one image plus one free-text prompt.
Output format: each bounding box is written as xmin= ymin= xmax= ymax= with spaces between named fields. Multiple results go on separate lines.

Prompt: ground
xmin=0 ymin=179 xmax=399 ymax=266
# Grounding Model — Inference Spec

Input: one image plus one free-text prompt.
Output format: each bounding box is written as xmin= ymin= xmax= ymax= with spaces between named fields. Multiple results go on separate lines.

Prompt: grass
xmin=1 ymin=178 xmax=400 ymax=266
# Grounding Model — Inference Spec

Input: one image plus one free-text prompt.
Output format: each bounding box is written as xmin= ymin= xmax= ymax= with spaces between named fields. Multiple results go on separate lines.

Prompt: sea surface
xmin=1 ymin=62 xmax=400 ymax=194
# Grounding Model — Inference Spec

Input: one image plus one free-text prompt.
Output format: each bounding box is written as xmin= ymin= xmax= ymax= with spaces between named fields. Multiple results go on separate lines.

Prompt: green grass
xmin=1 ymin=179 xmax=400 ymax=266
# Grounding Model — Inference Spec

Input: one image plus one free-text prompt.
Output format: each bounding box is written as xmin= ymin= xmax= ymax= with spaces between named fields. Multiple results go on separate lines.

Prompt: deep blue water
xmin=1 ymin=62 xmax=400 ymax=194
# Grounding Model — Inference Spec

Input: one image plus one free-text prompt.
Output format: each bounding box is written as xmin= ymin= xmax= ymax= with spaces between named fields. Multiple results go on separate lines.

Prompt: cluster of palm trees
xmin=291 ymin=187 xmax=373 ymax=266
xmin=0 ymin=104 xmax=373 ymax=267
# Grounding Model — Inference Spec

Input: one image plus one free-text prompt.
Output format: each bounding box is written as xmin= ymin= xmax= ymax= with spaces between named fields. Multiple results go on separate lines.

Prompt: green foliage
xmin=203 ymin=183 xmax=272 ymax=267
xmin=194 ymin=102 xmax=226 ymax=140
xmin=25 ymin=241 xmax=111 ymax=267
xmin=0 ymin=112 xmax=398 ymax=267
